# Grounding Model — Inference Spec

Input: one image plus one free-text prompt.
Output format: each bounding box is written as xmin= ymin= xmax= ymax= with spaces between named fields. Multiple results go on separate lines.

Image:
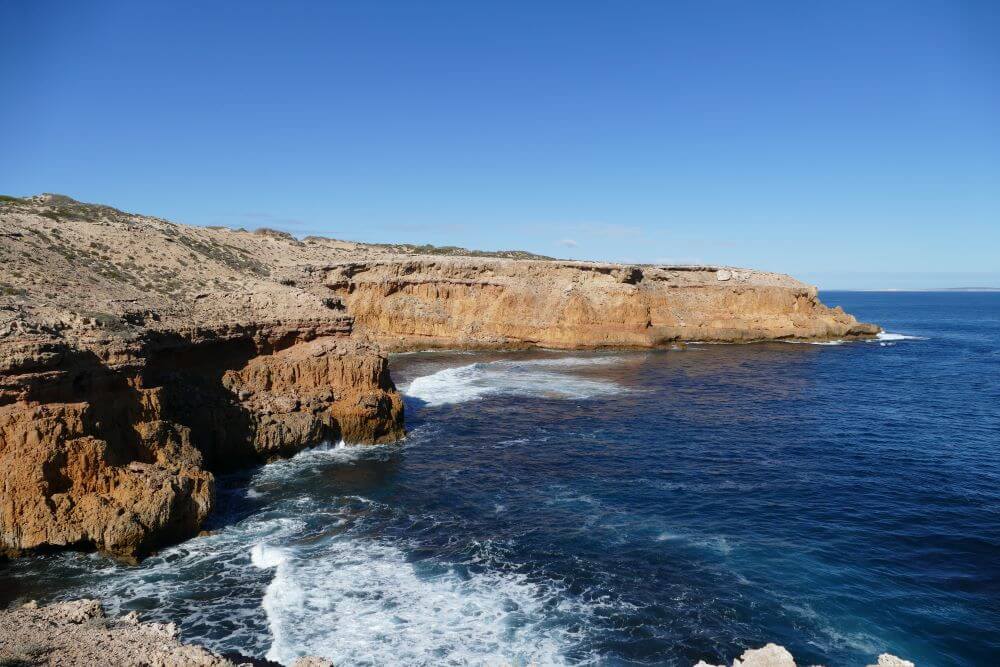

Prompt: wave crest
xmin=403 ymin=356 xmax=627 ymax=406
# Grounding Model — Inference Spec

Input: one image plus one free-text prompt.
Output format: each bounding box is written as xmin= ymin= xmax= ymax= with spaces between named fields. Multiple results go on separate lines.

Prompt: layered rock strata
xmin=0 ymin=196 xmax=403 ymax=558
xmin=312 ymin=258 xmax=878 ymax=350
xmin=0 ymin=327 xmax=402 ymax=559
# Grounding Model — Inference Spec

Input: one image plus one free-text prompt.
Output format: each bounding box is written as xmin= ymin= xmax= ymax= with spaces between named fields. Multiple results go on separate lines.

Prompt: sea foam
xmin=780 ymin=331 xmax=927 ymax=346
xmin=403 ymin=356 xmax=627 ymax=406
xmin=874 ymin=331 xmax=927 ymax=341
xmin=247 ymin=439 xmax=398 ymax=493
xmin=256 ymin=535 xmax=583 ymax=666
xmin=250 ymin=543 xmax=291 ymax=569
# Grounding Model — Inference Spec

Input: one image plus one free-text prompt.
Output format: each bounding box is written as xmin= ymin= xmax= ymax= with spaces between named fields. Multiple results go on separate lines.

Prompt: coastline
xmin=0 ymin=196 xmax=934 ymax=666
xmin=0 ymin=194 xmax=879 ymax=560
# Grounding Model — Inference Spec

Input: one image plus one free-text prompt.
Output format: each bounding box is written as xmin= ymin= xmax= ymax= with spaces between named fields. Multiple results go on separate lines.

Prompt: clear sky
xmin=2 ymin=1 xmax=998 ymax=289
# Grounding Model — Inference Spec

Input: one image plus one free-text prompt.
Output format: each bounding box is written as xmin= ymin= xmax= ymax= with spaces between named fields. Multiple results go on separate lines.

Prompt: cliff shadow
xmin=140 ymin=332 xmax=262 ymax=471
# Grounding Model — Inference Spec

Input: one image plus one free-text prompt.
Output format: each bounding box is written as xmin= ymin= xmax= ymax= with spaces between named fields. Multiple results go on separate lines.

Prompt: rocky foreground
xmin=0 ymin=599 xmax=330 ymax=666
xmin=0 ymin=193 xmax=878 ymax=560
xmin=0 ymin=600 xmax=914 ymax=667
xmin=694 ymin=643 xmax=914 ymax=667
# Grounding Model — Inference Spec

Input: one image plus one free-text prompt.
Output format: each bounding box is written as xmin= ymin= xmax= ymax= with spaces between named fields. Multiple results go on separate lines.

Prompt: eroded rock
xmin=314 ymin=258 xmax=880 ymax=349
xmin=693 ymin=643 xmax=915 ymax=667
xmin=0 ymin=329 xmax=403 ymax=559
xmin=0 ymin=599 xmax=232 ymax=666
xmin=868 ymin=654 xmax=916 ymax=667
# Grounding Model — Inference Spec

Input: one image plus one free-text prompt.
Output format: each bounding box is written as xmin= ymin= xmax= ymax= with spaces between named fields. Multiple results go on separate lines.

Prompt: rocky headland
xmin=0 ymin=193 xmax=877 ymax=559
xmin=319 ymin=257 xmax=877 ymax=349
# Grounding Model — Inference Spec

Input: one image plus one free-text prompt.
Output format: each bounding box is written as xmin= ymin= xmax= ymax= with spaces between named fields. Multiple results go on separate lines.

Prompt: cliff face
xmin=0 ymin=194 xmax=876 ymax=558
xmin=0 ymin=326 xmax=402 ymax=559
xmin=315 ymin=259 xmax=878 ymax=350
xmin=0 ymin=196 xmax=404 ymax=558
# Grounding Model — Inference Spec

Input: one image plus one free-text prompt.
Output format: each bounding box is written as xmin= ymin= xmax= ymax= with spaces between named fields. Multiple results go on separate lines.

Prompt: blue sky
xmin=2 ymin=1 xmax=998 ymax=289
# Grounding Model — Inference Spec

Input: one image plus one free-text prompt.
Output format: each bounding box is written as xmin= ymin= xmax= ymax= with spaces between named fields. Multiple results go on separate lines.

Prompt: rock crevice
xmin=0 ymin=327 xmax=402 ymax=559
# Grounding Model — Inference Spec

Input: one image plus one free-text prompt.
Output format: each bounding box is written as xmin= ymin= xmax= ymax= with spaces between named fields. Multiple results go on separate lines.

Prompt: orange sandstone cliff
xmin=0 ymin=194 xmax=877 ymax=558
xmin=311 ymin=257 xmax=877 ymax=349
xmin=0 ymin=196 xmax=403 ymax=559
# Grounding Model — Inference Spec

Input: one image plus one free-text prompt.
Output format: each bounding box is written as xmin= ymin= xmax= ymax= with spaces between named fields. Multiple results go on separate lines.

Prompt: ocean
xmin=2 ymin=292 xmax=998 ymax=666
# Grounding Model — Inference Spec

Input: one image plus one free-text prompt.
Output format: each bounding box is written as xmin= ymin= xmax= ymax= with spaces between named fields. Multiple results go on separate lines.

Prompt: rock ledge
xmin=0 ymin=599 xmax=332 ymax=666
xmin=694 ymin=641 xmax=915 ymax=667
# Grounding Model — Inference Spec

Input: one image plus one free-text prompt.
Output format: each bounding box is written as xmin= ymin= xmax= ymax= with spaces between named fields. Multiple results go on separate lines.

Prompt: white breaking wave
xmin=403 ymin=357 xmax=627 ymax=406
xmin=781 ymin=331 xmax=927 ymax=346
xmin=248 ymin=440 xmax=398 ymax=493
xmin=59 ymin=432 xmax=592 ymax=665
xmin=777 ymin=339 xmax=847 ymax=346
xmin=501 ymin=356 xmax=625 ymax=368
xmin=253 ymin=536 xmax=585 ymax=666
xmin=60 ymin=514 xmax=310 ymax=658
xmin=250 ymin=543 xmax=292 ymax=569
xmin=874 ymin=331 xmax=927 ymax=341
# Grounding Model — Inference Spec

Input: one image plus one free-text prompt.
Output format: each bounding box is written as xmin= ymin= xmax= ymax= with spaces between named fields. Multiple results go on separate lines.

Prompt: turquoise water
xmin=2 ymin=292 xmax=998 ymax=665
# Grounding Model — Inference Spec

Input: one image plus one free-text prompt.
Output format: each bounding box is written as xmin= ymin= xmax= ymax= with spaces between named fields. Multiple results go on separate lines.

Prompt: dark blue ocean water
xmin=2 ymin=292 xmax=998 ymax=666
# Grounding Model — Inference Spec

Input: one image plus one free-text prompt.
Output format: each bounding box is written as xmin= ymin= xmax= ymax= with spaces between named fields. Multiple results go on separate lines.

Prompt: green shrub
xmin=79 ymin=311 xmax=126 ymax=330
xmin=253 ymin=227 xmax=295 ymax=240
xmin=0 ymin=284 xmax=26 ymax=297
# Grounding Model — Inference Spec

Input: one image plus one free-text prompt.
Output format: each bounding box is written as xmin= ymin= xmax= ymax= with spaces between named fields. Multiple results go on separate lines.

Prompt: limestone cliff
xmin=311 ymin=258 xmax=878 ymax=350
xmin=0 ymin=328 xmax=402 ymax=559
xmin=0 ymin=194 xmax=877 ymax=558
xmin=0 ymin=196 xmax=404 ymax=558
